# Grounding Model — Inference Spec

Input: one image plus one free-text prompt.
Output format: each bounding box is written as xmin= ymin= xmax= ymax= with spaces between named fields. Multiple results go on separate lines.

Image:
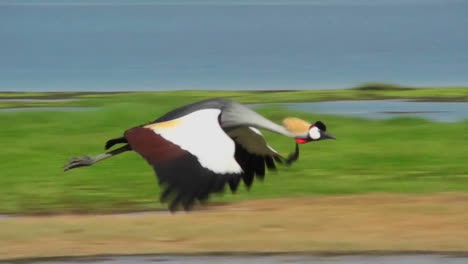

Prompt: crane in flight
xmin=64 ymin=98 xmax=335 ymax=211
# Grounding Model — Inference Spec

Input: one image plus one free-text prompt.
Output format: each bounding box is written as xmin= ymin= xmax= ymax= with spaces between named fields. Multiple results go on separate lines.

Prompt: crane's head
xmin=283 ymin=118 xmax=336 ymax=144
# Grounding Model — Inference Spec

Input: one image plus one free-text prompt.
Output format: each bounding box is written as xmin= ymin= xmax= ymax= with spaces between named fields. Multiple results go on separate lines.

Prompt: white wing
xmin=144 ymin=108 xmax=242 ymax=174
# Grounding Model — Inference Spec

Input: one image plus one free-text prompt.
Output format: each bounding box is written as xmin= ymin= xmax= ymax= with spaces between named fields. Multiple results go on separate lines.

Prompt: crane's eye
xmin=309 ymin=126 xmax=320 ymax=140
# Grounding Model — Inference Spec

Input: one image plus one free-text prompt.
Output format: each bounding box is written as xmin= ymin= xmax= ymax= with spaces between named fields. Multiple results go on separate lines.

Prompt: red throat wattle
xmin=295 ymin=138 xmax=309 ymax=144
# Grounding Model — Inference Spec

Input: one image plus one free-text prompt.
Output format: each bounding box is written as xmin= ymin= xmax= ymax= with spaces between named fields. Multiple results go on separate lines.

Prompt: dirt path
xmin=1 ymin=193 xmax=468 ymax=261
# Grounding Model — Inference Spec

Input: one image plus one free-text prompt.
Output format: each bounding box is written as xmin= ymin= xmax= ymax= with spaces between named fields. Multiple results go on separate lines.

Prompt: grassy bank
xmin=1 ymin=88 xmax=468 ymax=214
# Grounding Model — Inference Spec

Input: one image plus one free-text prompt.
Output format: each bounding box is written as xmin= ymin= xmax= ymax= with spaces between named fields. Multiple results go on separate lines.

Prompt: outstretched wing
xmin=124 ymin=108 xmax=243 ymax=211
xmin=226 ymin=126 xmax=291 ymax=191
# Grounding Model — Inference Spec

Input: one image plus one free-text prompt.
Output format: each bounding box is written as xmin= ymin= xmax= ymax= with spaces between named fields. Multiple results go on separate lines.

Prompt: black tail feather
xmin=105 ymin=137 xmax=128 ymax=150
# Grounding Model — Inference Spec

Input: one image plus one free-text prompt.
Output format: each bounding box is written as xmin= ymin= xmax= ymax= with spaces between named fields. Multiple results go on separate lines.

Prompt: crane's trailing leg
xmin=285 ymin=143 xmax=300 ymax=166
xmin=64 ymin=144 xmax=131 ymax=171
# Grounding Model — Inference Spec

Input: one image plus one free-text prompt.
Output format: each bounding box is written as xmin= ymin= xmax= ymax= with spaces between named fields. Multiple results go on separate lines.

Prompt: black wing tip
xmin=228 ymin=177 xmax=241 ymax=193
xmin=158 ymin=142 xmax=299 ymax=212
xmin=159 ymin=172 xmax=239 ymax=212
xmin=265 ymin=156 xmax=277 ymax=171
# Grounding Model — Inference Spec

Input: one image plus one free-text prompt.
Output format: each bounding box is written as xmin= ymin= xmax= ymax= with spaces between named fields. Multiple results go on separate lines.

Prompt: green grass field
xmin=1 ymin=87 xmax=468 ymax=214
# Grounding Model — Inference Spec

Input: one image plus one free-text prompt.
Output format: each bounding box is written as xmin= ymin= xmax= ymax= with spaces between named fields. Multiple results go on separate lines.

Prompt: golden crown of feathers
xmin=282 ymin=117 xmax=311 ymax=135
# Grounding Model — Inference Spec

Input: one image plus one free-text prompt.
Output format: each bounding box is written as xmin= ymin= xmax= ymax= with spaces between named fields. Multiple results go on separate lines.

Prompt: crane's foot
xmin=64 ymin=155 xmax=95 ymax=171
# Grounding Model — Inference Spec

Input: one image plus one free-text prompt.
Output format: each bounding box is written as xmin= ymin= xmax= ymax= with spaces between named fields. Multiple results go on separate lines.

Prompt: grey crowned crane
xmin=64 ymin=98 xmax=335 ymax=211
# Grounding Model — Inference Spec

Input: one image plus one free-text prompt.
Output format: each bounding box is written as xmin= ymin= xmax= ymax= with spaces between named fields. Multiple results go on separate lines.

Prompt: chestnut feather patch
xmin=282 ymin=117 xmax=311 ymax=135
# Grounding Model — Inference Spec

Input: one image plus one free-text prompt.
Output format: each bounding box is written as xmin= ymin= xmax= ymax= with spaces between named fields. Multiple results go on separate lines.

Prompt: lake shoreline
xmin=6 ymin=252 xmax=468 ymax=264
xmin=1 ymin=86 xmax=468 ymax=103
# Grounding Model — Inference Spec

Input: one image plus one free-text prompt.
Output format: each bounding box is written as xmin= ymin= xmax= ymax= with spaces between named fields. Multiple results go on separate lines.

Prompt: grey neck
xmin=221 ymin=102 xmax=296 ymax=138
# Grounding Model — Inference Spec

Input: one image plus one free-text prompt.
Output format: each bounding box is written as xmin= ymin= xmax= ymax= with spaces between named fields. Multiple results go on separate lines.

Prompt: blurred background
xmin=1 ymin=0 xmax=468 ymax=92
xmin=1 ymin=0 xmax=468 ymax=262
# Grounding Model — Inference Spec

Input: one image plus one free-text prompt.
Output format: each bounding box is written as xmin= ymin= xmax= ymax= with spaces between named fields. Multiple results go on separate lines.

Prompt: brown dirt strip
xmin=1 ymin=193 xmax=468 ymax=261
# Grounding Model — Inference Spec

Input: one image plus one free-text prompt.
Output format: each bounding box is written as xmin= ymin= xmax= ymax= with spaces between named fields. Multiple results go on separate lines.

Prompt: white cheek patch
xmin=309 ymin=126 xmax=321 ymax=140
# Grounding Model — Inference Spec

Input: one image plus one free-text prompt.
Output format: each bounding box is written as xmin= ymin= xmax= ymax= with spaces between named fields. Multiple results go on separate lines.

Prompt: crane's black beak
xmin=321 ymin=131 xmax=336 ymax=140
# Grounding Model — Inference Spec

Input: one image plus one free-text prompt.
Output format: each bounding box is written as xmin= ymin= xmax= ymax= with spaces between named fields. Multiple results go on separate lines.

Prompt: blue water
xmin=1 ymin=0 xmax=468 ymax=92
xmin=276 ymin=100 xmax=468 ymax=122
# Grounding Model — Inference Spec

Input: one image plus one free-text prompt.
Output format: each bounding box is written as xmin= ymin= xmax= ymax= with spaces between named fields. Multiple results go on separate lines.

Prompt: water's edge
xmin=4 ymin=252 xmax=468 ymax=264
